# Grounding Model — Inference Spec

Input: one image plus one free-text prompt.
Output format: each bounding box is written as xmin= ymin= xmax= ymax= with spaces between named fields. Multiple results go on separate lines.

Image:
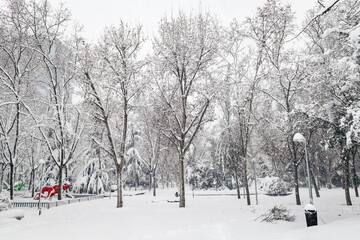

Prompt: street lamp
xmin=293 ymin=133 xmax=313 ymax=204
xmin=293 ymin=133 xmax=318 ymax=227
xmin=38 ymin=159 xmax=45 ymax=215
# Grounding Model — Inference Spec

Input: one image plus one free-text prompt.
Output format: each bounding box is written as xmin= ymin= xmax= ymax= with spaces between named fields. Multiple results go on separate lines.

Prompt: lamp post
xmin=293 ymin=133 xmax=313 ymax=204
xmin=38 ymin=159 xmax=45 ymax=215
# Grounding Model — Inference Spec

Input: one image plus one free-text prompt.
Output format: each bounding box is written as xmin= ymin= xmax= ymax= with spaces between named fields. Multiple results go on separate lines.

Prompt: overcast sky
xmin=47 ymin=0 xmax=317 ymax=41
xmin=0 ymin=0 xmax=319 ymax=41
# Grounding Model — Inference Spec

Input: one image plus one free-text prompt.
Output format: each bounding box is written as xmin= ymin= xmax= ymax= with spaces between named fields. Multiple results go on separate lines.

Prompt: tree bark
xmin=342 ymin=149 xmax=352 ymax=205
xmin=311 ymin=169 xmax=320 ymax=198
xmin=0 ymin=164 xmax=3 ymax=193
xmin=96 ymin=172 xmax=99 ymax=195
xmin=153 ymin=169 xmax=156 ymax=197
xmin=327 ymin=157 xmax=332 ymax=189
xmin=149 ymin=157 xmax=152 ymax=192
xmin=292 ymin=142 xmax=301 ymax=205
xmin=31 ymin=169 xmax=35 ymax=198
xmin=351 ymin=147 xmax=359 ymax=197
xmin=293 ymin=161 xmax=301 ymax=205
xmin=58 ymin=165 xmax=63 ymax=200
xmin=0 ymin=164 xmax=5 ymax=193
xmin=179 ymin=154 xmax=185 ymax=208
xmin=243 ymin=157 xmax=251 ymax=205
xmin=9 ymin=163 xmax=14 ymax=200
xmin=309 ymin=152 xmax=320 ymax=198
xmin=149 ymin=172 xmax=152 ymax=193
xmin=116 ymin=168 xmax=123 ymax=208
xmin=234 ymin=171 xmax=240 ymax=199
xmin=315 ymin=153 xmax=321 ymax=190
xmin=28 ymin=169 xmax=33 ymax=191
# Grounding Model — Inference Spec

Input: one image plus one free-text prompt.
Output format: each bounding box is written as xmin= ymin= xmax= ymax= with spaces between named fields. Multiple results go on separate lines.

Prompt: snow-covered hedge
xmin=0 ymin=192 xmax=12 ymax=212
xmin=258 ymin=176 xmax=292 ymax=196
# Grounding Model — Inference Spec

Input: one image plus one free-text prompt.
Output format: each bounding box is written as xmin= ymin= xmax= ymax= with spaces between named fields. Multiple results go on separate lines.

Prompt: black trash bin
xmin=304 ymin=204 xmax=318 ymax=227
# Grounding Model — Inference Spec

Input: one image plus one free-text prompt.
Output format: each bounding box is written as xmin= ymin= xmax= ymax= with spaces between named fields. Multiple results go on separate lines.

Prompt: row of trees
xmin=1 ymin=0 xmax=359 ymax=208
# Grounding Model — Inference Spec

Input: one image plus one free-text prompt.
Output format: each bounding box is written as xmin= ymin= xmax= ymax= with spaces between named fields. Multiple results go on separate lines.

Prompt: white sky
xmin=49 ymin=0 xmax=318 ymax=42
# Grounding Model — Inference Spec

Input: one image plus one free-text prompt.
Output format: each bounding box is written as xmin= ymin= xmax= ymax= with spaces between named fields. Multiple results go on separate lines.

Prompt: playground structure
xmin=33 ymin=184 xmax=71 ymax=200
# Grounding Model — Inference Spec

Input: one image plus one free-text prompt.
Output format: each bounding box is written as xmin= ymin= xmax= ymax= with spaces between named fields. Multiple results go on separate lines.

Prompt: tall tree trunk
xmin=153 ymin=169 xmax=156 ymax=197
xmin=58 ymin=164 xmax=63 ymax=200
xmin=116 ymin=168 xmax=123 ymax=208
xmin=28 ymin=169 xmax=33 ymax=191
xmin=293 ymin=161 xmax=301 ymax=205
xmin=149 ymin=172 xmax=152 ymax=193
xmin=309 ymin=153 xmax=320 ymax=198
xmin=0 ymin=163 xmax=4 ymax=193
xmin=310 ymin=147 xmax=321 ymax=190
xmin=179 ymin=154 xmax=185 ymax=208
xmin=311 ymin=169 xmax=320 ymax=198
xmin=243 ymin=157 xmax=251 ymax=205
xmin=327 ymin=158 xmax=332 ymax=189
xmin=234 ymin=171 xmax=240 ymax=199
xmin=291 ymin=141 xmax=301 ymax=205
xmin=0 ymin=164 xmax=4 ymax=193
xmin=97 ymin=150 xmax=101 ymax=195
xmin=65 ymin=165 xmax=68 ymax=179
xmin=252 ymin=161 xmax=259 ymax=205
xmin=9 ymin=163 xmax=14 ymax=200
xmin=315 ymin=153 xmax=321 ymax=190
xmin=118 ymin=97 xmax=127 ymax=206
xmin=9 ymin=101 xmax=21 ymax=200
xmin=149 ymin=157 xmax=152 ymax=192
xmin=167 ymin=174 xmax=170 ymax=188
xmin=31 ymin=169 xmax=35 ymax=198
xmin=96 ymin=172 xmax=99 ymax=195
xmin=161 ymin=171 xmax=165 ymax=189
xmin=352 ymin=147 xmax=359 ymax=197
xmin=342 ymin=149 xmax=352 ymax=206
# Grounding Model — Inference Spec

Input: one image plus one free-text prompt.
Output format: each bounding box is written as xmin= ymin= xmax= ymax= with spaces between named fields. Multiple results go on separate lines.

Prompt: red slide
xmin=33 ymin=184 xmax=71 ymax=200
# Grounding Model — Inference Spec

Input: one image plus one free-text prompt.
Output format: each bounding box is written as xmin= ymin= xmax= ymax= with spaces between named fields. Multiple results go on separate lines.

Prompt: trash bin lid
xmin=304 ymin=204 xmax=316 ymax=211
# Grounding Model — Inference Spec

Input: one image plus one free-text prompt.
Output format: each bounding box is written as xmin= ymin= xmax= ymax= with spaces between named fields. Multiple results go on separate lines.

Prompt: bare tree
xmin=0 ymin=0 xmax=37 ymax=199
xmin=153 ymin=11 xmax=219 ymax=207
xmin=138 ymin=102 xmax=164 ymax=196
xmin=23 ymin=0 xmax=85 ymax=200
xmin=218 ymin=19 xmax=265 ymax=205
xmin=247 ymin=0 xmax=306 ymax=205
xmin=79 ymin=20 xmax=145 ymax=208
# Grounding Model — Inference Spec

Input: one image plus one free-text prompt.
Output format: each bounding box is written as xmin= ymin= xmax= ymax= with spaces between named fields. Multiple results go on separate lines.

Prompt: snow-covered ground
xmin=0 ymin=188 xmax=359 ymax=240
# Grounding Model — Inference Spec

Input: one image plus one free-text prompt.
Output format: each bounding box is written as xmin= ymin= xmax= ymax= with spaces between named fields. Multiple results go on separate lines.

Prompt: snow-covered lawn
xmin=1 ymin=188 xmax=359 ymax=240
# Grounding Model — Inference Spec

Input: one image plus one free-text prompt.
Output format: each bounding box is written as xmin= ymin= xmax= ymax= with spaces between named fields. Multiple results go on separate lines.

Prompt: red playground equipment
xmin=33 ymin=184 xmax=71 ymax=200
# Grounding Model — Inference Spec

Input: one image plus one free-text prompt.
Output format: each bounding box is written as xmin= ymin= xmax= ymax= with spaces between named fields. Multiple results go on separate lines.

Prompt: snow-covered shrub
xmin=73 ymin=158 xmax=110 ymax=194
xmin=258 ymin=176 xmax=292 ymax=195
xmin=0 ymin=192 xmax=12 ymax=212
xmin=260 ymin=205 xmax=295 ymax=222
xmin=13 ymin=181 xmax=26 ymax=191
xmin=124 ymin=151 xmax=144 ymax=189
xmin=187 ymin=163 xmax=229 ymax=190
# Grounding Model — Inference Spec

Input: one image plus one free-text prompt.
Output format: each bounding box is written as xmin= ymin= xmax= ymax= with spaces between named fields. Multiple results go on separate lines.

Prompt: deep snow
xmin=0 ymin=188 xmax=359 ymax=240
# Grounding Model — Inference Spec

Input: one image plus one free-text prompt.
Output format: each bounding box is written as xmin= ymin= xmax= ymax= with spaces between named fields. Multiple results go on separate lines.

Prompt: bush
xmin=260 ymin=205 xmax=295 ymax=222
xmin=0 ymin=192 xmax=12 ymax=212
xmin=258 ymin=176 xmax=292 ymax=196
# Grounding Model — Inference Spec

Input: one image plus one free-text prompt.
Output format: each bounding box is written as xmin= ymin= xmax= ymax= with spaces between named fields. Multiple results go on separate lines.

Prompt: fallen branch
xmin=258 ymin=205 xmax=295 ymax=222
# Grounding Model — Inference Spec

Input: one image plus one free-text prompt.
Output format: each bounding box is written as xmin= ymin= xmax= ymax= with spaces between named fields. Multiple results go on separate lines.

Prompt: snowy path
xmin=0 ymin=188 xmax=359 ymax=240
